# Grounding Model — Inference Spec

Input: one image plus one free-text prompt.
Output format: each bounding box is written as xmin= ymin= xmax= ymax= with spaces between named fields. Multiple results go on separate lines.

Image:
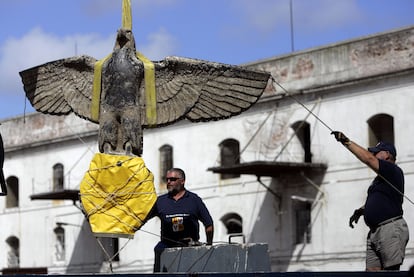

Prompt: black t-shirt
xmin=152 ymin=190 xmax=213 ymax=247
xmin=364 ymin=159 xmax=404 ymax=228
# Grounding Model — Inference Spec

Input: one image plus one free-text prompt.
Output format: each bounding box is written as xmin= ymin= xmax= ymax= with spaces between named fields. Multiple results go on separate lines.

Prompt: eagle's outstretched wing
xmin=144 ymin=56 xmax=270 ymax=127
xmin=19 ymin=55 xmax=98 ymax=123
xmin=20 ymin=55 xmax=270 ymax=128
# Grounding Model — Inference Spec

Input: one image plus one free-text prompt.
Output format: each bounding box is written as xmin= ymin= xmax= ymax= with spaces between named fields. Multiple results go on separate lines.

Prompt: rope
xmin=91 ymin=0 xmax=157 ymax=125
xmin=239 ymin=111 xmax=273 ymax=161
xmin=378 ymin=173 xmax=414 ymax=205
xmin=96 ymin=236 xmax=132 ymax=273
xmin=96 ymin=238 xmax=114 ymax=272
xmin=80 ymin=159 xmax=153 ymax=226
xmin=273 ymin=99 xmax=319 ymax=161
xmin=138 ymin=228 xmax=243 ymax=273
xmin=271 ymin=76 xmax=333 ymax=132
xmin=62 ymin=120 xmax=97 ymax=187
xmin=138 ymin=228 xmax=190 ymax=247
xmin=300 ymin=172 xmax=326 ymax=209
xmin=79 ymin=156 xmax=157 ymax=272
xmin=271 ymin=76 xmax=414 ymax=205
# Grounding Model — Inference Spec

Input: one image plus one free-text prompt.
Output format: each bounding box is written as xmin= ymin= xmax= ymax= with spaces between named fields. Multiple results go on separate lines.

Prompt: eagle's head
xmin=114 ymin=28 xmax=136 ymax=50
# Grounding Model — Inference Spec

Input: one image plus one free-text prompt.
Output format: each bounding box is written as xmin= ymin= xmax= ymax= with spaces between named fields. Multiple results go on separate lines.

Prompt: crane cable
xmin=91 ymin=0 xmax=157 ymax=125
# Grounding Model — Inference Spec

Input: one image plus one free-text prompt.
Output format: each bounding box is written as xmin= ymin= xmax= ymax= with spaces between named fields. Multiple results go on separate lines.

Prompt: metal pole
xmin=290 ymin=0 xmax=295 ymax=52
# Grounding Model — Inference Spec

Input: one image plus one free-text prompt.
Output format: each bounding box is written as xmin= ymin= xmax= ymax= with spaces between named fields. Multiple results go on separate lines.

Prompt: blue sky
xmin=0 ymin=0 xmax=413 ymax=120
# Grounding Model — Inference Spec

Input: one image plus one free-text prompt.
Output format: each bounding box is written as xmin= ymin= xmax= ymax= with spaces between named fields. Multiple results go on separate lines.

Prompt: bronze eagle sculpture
xmin=19 ymin=28 xmax=270 ymax=156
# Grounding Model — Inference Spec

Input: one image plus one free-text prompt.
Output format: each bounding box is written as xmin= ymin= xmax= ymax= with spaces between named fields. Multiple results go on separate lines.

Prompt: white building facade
xmin=1 ymin=26 xmax=414 ymax=274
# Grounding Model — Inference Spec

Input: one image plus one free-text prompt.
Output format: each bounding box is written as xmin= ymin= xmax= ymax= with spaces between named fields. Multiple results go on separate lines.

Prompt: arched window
xmin=159 ymin=144 xmax=173 ymax=186
xmin=54 ymin=225 xmax=65 ymax=262
xmin=221 ymin=213 xmax=243 ymax=234
xmin=367 ymin=114 xmax=394 ymax=146
xmin=219 ymin=139 xmax=240 ymax=179
xmin=53 ymin=163 xmax=64 ymax=191
xmin=291 ymin=121 xmax=312 ymax=163
xmin=5 ymin=236 xmax=19 ymax=268
xmin=6 ymin=176 xmax=18 ymax=208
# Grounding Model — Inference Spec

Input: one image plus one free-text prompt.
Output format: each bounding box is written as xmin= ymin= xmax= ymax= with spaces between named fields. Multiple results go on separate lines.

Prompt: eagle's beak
xmin=117 ymin=29 xmax=132 ymax=48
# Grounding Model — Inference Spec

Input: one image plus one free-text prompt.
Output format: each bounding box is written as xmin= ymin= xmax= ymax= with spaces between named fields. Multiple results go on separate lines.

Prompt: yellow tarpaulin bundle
xmin=80 ymin=153 xmax=157 ymax=238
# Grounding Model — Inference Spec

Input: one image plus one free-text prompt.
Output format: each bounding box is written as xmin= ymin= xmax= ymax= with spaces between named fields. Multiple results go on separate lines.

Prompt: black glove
xmin=349 ymin=208 xmax=364 ymax=228
xmin=331 ymin=131 xmax=351 ymax=146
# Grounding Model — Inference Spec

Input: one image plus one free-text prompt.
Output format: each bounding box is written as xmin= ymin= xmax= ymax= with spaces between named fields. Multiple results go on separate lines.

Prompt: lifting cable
xmin=239 ymin=111 xmax=273 ymax=161
xmin=96 ymin=237 xmax=132 ymax=273
xmin=213 ymin=111 xmax=273 ymax=167
xmin=138 ymin=228 xmax=221 ymax=272
xmin=271 ymin=77 xmax=332 ymax=132
xmin=273 ymin=99 xmax=320 ymax=162
xmin=271 ymin=76 xmax=414 ymax=206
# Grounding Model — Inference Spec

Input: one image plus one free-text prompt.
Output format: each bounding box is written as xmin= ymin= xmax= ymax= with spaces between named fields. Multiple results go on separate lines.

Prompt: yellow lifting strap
xmin=91 ymin=54 xmax=112 ymax=122
xmin=122 ymin=0 xmax=132 ymax=30
xmin=137 ymin=51 xmax=157 ymax=126
xmin=91 ymin=0 xmax=157 ymax=125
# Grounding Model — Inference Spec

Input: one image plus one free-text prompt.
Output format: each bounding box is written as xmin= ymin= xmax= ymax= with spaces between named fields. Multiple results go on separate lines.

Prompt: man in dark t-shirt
xmin=155 ymin=190 xmax=213 ymax=247
xmin=148 ymin=167 xmax=214 ymax=272
xmin=363 ymin=159 xmax=404 ymax=229
xmin=332 ymin=132 xmax=409 ymax=271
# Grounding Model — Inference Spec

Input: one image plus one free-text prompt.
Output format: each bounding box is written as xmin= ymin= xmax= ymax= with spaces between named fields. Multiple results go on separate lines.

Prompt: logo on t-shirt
xmin=172 ymin=216 xmax=184 ymax=232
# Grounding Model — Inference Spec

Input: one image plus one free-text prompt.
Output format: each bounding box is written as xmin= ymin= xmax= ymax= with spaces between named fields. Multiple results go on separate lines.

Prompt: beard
xmin=167 ymin=183 xmax=185 ymax=196
xmin=167 ymin=185 xmax=179 ymax=196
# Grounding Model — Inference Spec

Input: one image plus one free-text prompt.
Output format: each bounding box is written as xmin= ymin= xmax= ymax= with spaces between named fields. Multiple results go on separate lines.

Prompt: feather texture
xmin=19 ymin=29 xmax=270 ymax=155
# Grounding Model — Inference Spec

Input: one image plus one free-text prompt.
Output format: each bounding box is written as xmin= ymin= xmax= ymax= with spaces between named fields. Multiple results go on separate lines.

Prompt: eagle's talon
xmin=125 ymin=142 xmax=132 ymax=156
xmin=103 ymin=143 xmax=112 ymax=154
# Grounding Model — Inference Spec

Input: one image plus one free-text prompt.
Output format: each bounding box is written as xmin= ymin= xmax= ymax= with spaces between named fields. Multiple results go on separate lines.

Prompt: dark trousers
xmin=153 ymin=241 xmax=169 ymax=272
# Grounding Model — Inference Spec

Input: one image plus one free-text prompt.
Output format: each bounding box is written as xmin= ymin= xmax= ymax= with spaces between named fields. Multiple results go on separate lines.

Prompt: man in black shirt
xmin=332 ymin=132 xmax=409 ymax=271
xmin=148 ymin=168 xmax=214 ymax=272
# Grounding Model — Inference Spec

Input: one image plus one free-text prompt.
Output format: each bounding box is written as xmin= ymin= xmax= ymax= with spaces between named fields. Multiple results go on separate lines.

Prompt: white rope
xmin=271 ymin=75 xmax=414 ymax=206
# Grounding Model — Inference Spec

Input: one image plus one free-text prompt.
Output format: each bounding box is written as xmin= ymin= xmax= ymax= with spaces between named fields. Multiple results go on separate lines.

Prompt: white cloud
xmin=229 ymin=0 xmax=363 ymax=35
xmin=0 ymin=27 xmax=114 ymax=96
xmin=0 ymin=27 xmax=177 ymax=96
xmin=138 ymin=27 xmax=178 ymax=60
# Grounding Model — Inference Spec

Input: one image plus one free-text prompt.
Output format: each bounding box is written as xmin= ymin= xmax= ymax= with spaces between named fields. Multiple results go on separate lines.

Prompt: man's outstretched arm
xmin=331 ymin=131 xmax=379 ymax=172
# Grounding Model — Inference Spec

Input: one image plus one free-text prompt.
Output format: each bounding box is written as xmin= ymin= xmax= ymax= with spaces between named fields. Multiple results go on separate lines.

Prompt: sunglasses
xmin=166 ymin=177 xmax=182 ymax=182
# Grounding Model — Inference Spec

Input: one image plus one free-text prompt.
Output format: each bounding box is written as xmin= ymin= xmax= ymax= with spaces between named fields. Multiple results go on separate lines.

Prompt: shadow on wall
xmin=66 ymin=220 xmax=105 ymax=273
xmin=249 ymin=169 xmax=326 ymax=272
